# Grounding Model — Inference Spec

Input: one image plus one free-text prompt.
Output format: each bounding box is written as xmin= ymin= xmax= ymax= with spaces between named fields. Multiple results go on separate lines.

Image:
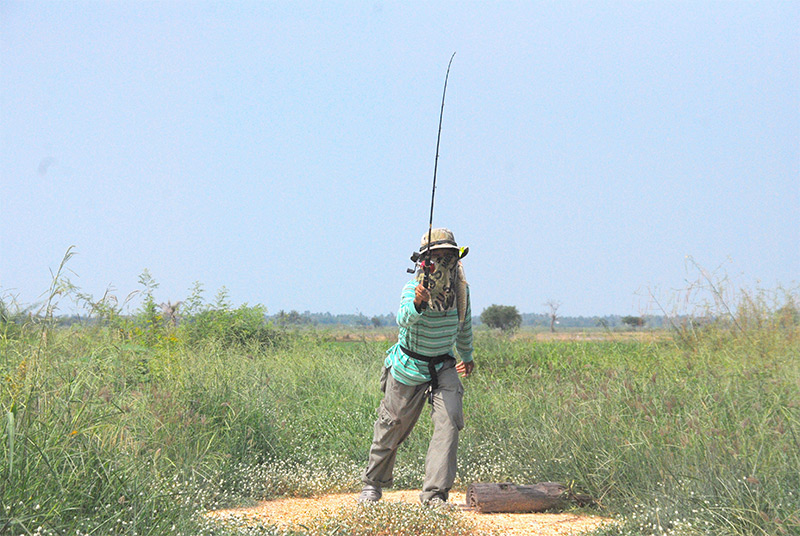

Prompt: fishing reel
xmin=406 ymin=246 xmax=468 ymax=274
xmin=406 ymin=251 xmax=436 ymax=274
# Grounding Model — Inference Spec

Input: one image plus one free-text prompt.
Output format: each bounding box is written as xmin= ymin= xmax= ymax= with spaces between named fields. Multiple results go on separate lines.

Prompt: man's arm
xmin=455 ymin=286 xmax=474 ymax=377
xmin=396 ymin=281 xmax=427 ymax=328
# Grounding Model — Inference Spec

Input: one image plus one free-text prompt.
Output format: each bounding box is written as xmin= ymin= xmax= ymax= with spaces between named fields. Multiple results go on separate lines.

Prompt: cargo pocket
xmin=378 ymin=401 xmax=396 ymax=426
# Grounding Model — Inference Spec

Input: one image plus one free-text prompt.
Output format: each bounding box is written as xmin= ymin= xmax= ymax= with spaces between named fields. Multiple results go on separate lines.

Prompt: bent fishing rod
xmin=408 ymin=52 xmax=456 ymax=310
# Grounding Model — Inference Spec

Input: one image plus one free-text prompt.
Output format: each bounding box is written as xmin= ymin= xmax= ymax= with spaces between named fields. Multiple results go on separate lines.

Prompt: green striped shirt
xmin=384 ymin=279 xmax=473 ymax=386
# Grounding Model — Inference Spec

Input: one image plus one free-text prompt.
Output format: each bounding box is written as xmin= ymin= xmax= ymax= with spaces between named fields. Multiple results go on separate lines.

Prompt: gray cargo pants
xmin=361 ymin=362 xmax=465 ymax=502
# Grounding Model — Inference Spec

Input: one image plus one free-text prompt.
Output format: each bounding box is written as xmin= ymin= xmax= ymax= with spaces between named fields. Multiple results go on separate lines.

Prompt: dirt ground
xmin=208 ymin=490 xmax=615 ymax=536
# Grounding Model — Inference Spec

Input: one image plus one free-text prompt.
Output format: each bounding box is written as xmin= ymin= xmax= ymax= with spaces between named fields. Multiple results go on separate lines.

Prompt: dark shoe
xmin=358 ymin=484 xmax=382 ymax=502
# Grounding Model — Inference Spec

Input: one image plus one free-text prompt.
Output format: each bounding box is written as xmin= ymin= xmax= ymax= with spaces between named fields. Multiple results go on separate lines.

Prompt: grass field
xmin=1 ymin=276 xmax=798 ymax=535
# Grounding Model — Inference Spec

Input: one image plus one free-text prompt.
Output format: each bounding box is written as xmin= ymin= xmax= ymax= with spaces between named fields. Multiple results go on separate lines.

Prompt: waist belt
xmin=399 ymin=345 xmax=454 ymax=404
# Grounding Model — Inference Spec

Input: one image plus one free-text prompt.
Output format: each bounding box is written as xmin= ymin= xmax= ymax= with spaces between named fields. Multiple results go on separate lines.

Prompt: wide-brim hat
xmin=420 ymin=228 xmax=469 ymax=258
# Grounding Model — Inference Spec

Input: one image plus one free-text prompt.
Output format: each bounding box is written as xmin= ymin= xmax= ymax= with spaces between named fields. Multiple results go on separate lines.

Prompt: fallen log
xmin=466 ymin=482 xmax=570 ymax=513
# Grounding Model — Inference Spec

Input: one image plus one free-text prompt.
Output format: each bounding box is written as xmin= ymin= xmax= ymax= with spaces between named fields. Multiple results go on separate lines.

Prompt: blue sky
xmin=1 ymin=1 xmax=798 ymax=317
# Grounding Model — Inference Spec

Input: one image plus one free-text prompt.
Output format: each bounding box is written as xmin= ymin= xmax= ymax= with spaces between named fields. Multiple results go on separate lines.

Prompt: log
xmin=466 ymin=482 xmax=568 ymax=513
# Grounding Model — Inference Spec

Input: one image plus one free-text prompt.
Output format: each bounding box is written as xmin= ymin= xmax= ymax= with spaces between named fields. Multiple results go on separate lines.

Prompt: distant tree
xmin=355 ymin=313 xmax=369 ymax=327
xmin=544 ymin=300 xmax=561 ymax=333
xmin=275 ymin=310 xmax=310 ymax=326
xmin=621 ymin=315 xmax=645 ymax=329
xmin=371 ymin=316 xmax=383 ymax=328
xmin=481 ymin=305 xmax=522 ymax=332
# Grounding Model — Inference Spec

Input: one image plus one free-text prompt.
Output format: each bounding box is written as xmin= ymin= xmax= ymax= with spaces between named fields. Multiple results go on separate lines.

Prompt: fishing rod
xmin=407 ymin=52 xmax=456 ymax=310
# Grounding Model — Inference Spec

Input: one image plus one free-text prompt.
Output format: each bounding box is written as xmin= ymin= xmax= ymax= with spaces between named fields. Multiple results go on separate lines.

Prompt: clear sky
xmin=1 ymin=1 xmax=798 ymax=318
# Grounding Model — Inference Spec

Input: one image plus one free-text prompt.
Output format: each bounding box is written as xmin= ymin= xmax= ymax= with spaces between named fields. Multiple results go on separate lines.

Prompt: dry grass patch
xmin=208 ymin=490 xmax=614 ymax=536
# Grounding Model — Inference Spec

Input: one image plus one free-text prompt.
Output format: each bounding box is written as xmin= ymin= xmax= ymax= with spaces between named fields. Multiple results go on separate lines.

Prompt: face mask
xmin=416 ymin=251 xmax=459 ymax=311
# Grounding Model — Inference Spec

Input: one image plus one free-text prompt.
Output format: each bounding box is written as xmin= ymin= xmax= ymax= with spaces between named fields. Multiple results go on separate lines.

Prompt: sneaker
xmin=422 ymin=494 xmax=449 ymax=508
xmin=358 ymin=484 xmax=382 ymax=502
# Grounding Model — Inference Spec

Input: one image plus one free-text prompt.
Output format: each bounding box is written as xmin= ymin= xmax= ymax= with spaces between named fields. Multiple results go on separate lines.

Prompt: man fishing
xmin=359 ymin=228 xmax=474 ymax=505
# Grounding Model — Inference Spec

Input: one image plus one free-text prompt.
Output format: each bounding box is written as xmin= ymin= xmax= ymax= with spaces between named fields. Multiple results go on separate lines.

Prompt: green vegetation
xmin=480 ymin=304 xmax=522 ymax=332
xmin=1 ymin=260 xmax=798 ymax=535
xmin=621 ymin=316 xmax=645 ymax=329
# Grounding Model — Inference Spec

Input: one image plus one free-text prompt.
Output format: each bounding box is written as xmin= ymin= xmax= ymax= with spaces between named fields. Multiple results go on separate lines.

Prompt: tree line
xmin=268 ymin=308 xmax=667 ymax=330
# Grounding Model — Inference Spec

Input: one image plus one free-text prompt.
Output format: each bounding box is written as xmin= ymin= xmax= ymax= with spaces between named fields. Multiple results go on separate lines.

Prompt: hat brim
xmin=420 ymin=243 xmax=468 ymax=259
xmin=420 ymin=245 xmax=458 ymax=254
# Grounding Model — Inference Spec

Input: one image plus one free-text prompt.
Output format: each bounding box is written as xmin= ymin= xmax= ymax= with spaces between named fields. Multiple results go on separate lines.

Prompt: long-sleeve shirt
xmin=384 ymin=278 xmax=473 ymax=386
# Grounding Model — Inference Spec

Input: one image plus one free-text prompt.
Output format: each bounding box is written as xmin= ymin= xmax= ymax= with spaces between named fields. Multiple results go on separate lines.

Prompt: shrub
xmin=480 ymin=304 xmax=521 ymax=332
xmin=621 ymin=316 xmax=645 ymax=329
xmin=180 ymin=284 xmax=284 ymax=347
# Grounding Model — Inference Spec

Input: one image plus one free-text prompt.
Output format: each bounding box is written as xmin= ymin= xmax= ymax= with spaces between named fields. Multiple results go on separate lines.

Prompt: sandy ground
xmin=207 ymin=490 xmax=614 ymax=535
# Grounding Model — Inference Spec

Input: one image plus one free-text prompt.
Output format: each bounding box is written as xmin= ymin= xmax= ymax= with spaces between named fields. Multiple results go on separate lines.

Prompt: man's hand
xmin=456 ymin=360 xmax=474 ymax=378
xmin=414 ymin=284 xmax=431 ymax=312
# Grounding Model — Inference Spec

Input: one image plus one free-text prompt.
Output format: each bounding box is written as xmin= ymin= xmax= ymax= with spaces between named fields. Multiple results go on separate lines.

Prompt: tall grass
xmin=1 ymin=263 xmax=798 ymax=535
xmin=460 ymin=334 xmax=798 ymax=535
